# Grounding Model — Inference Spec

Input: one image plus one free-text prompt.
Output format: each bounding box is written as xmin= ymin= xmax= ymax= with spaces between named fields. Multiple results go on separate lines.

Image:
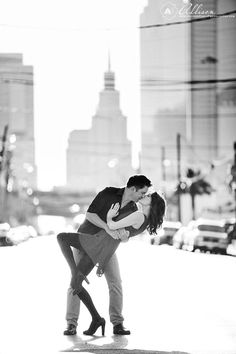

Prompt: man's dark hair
xmin=126 ymin=175 xmax=152 ymax=190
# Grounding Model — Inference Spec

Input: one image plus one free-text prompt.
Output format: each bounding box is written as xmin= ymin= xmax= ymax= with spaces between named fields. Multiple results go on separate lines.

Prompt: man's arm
xmin=86 ymin=211 xmax=120 ymax=239
xmin=86 ymin=212 xmax=108 ymax=229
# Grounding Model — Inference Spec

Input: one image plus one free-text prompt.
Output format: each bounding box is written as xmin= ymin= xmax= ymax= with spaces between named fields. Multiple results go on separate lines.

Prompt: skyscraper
xmin=0 ymin=53 xmax=37 ymax=189
xmin=66 ymin=59 xmax=133 ymax=192
xmin=217 ymin=0 xmax=236 ymax=159
xmin=190 ymin=0 xmax=236 ymax=162
xmin=140 ymin=0 xmax=188 ymax=186
xmin=189 ymin=0 xmax=218 ymax=161
xmin=139 ymin=0 xmax=236 ymax=187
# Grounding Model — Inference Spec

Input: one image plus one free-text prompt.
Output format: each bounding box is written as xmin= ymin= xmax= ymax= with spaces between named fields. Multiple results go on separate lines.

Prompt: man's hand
xmin=105 ymin=226 xmax=121 ymax=239
xmin=119 ymin=229 xmax=130 ymax=243
xmin=70 ymin=270 xmax=89 ymax=292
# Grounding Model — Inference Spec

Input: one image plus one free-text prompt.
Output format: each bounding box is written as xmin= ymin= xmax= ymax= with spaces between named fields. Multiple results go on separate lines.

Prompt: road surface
xmin=0 ymin=234 xmax=236 ymax=354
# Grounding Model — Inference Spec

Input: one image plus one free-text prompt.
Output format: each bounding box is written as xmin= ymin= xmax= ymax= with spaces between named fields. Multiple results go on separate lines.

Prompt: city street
xmin=1 ymin=2 xmax=236 ymax=354
xmin=1 ymin=234 xmax=236 ymax=354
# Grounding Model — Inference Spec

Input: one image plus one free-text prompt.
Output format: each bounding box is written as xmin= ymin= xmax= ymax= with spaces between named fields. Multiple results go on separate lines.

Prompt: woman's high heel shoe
xmin=83 ymin=317 xmax=106 ymax=336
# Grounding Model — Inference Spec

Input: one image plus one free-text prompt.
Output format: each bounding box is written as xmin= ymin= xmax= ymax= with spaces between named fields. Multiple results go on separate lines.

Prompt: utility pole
xmin=135 ymin=152 xmax=142 ymax=174
xmin=0 ymin=125 xmax=9 ymax=221
xmin=177 ymin=133 xmax=181 ymax=222
xmin=231 ymin=141 xmax=236 ymax=221
xmin=0 ymin=125 xmax=9 ymax=175
xmin=161 ymin=146 xmax=166 ymax=183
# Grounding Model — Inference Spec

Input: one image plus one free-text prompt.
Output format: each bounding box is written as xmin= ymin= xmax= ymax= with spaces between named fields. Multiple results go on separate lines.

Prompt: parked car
xmin=225 ymin=219 xmax=236 ymax=255
xmin=224 ymin=218 xmax=236 ymax=242
xmin=151 ymin=221 xmax=182 ymax=245
xmin=0 ymin=223 xmax=14 ymax=247
xmin=173 ymin=221 xmax=196 ymax=249
xmin=173 ymin=226 xmax=188 ymax=249
xmin=9 ymin=225 xmax=38 ymax=245
xmin=183 ymin=218 xmax=229 ymax=254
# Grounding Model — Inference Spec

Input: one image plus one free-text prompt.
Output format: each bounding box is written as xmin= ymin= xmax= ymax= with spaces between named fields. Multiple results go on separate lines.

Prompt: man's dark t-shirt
xmin=78 ymin=187 xmax=137 ymax=235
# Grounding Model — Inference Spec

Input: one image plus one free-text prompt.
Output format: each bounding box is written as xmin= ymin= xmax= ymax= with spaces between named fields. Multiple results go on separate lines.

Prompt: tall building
xmin=140 ymin=0 xmax=236 ymax=187
xmin=66 ymin=60 xmax=133 ymax=192
xmin=217 ymin=0 xmax=236 ymax=159
xmin=189 ymin=0 xmax=218 ymax=162
xmin=140 ymin=0 xmax=188 ymax=186
xmin=0 ymin=54 xmax=37 ymax=189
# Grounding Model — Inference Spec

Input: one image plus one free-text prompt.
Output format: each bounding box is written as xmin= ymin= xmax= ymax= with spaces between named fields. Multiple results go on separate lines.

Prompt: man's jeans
xmin=66 ymin=248 xmax=124 ymax=327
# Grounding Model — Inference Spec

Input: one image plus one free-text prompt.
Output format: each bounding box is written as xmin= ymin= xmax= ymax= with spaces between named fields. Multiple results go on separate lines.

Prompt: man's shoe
xmin=63 ymin=324 xmax=77 ymax=335
xmin=113 ymin=323 xmax=131 ymax=335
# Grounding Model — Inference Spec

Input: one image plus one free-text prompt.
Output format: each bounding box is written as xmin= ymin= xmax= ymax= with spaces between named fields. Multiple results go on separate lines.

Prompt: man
xmin=63 ymin=175 xmax=152 ymax=336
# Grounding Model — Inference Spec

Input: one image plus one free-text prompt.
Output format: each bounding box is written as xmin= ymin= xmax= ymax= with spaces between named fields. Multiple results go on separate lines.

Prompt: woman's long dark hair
xmin=146 ymin=192 xmax=166 ymax=235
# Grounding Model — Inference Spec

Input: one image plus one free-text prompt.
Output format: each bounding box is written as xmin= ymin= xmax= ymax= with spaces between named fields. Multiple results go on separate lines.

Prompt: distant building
xmin=0 ymin=53 xmax=37 ymax=189
xmin=189 ymin=0 xmax=218 ymax=162
xmin=140 ymin=0 xmax=236 ymax=187
xmin=139 ymin=0 xmax=188 ymax=185
xmin=66 ymin=60 xmax=133 ymax=192
xmin=187 ymin=0 xmax=236 ymax=169
xmin=218 ymin=86 xmax=236 ymax=159
xmin=217 ymin=0 xmax=236 ymax=159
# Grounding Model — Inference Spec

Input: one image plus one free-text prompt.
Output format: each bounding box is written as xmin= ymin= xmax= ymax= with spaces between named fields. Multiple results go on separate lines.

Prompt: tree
xmin=176 ymin=168 xmax=214 ymax=220
xmin=187 ymin=168 xmax=214 ymax=219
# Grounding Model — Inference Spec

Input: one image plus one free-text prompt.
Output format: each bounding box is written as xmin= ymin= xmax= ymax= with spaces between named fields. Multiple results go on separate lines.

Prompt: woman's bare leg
xmin=57 ymin=232 xmax=82 ymax=274
xmin=74 ymin=254 xmax=105 ymax=335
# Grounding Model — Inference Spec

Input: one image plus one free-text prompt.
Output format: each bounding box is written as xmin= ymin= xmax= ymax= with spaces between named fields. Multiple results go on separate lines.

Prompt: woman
xmin=57 ymin=191 xmax=166 ymax=336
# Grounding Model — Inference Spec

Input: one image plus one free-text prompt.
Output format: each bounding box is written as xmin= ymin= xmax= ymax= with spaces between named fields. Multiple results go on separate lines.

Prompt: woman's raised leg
xmin=57 ymin=232 xmax=81 ymax=273
xmin=73 ymin=253 xmax=106 ymax=336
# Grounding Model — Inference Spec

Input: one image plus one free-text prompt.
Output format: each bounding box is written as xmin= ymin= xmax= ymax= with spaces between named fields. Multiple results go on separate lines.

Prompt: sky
xmin=0 ymin=0 xmax=147 ymax=190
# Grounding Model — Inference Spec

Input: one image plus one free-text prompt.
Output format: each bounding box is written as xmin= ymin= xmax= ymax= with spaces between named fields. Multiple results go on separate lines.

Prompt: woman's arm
xmin=107 ymin=210 xmax=145 ymax=230
xmin=86 ymin=212 xmax=120 ymax=239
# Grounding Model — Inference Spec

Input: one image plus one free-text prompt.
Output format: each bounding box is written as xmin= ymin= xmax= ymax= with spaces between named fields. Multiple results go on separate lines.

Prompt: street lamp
xmin=69 ymin=203 xmax=80 ymax=213
xmin=9 ymin=134 xmax=16 ymax=144
xmin=108 ymin=158 xmax=118 ymax=168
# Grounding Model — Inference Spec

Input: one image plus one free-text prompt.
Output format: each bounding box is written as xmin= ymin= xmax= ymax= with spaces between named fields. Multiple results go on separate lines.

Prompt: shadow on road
xmin=60 ymin=334 xmax=190 ymax=354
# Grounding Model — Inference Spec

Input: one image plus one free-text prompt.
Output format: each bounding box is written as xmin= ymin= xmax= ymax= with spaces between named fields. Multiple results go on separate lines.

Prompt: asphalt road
xmin=0 ymin=234 xmax=236 ymax=354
